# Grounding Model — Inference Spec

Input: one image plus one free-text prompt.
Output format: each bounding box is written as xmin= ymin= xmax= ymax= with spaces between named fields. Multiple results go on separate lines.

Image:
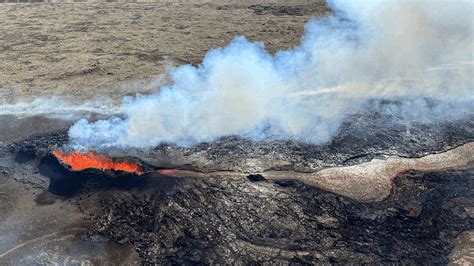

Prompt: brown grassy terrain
xmin=0 ymin=0 xmax=329 ymax=101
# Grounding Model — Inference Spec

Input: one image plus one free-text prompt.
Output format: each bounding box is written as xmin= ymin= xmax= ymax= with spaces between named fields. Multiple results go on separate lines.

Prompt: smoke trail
xmin=70 ymin=0 xmax=474 ymax=149
xmin=0 ymin=96 xmax=120 ymax=120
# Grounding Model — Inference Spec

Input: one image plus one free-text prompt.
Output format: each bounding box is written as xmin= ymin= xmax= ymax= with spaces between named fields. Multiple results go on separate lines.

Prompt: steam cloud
xmin=0 ymin=96 xmax=119 ymax=119
xmin=70 ymin=0 xmax=474 ymax=149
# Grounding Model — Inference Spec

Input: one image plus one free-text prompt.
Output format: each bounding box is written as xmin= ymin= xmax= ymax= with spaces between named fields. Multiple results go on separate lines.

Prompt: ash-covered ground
xmin=1 ymin=0 xmax=473 ymax=265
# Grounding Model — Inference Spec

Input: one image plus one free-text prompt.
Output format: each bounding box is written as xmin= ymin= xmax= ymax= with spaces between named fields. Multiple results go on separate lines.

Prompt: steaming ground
xmin=68 ymin=0 xmax=474 ymax=149
xmin=0 ymin=0 xmax=329 ymax=143
xmin=0 ymin=97 xmax=119 ymax=118
xmin=2 ymin=0 xmax=472 ymax=148
xmin=0 ymin=1 xmax=329 ymax=264
xmin=0 ymin=0 xmax=331 ymax=143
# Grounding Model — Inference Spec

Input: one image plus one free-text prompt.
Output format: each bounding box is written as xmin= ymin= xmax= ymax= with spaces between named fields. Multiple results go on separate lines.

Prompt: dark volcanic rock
xmin=8 ymin=131 xmax=68 ymax=158
xmin=9 ymin=107 xmax=474 ymax=174
xmin=145 ymin=112 xmax=474 ymax=172
xmin=84 ymin=168 xmax=473 ymax=264
xmin=4 ymin=105 xmax=473 ymax=264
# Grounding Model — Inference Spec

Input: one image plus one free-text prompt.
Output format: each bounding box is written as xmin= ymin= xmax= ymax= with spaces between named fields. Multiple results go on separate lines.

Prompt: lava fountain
xmin=52 ymin=150 xmax=143 ymax=175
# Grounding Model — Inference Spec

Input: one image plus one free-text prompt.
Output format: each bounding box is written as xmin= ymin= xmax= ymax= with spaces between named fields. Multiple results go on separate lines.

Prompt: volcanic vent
xmin=5 ymin=105 xmax=474 ymax=264
xmin=39 ymin=150 xmax=149 ymax=196
xmin=52 ymin=150 xmax=144 ymax=175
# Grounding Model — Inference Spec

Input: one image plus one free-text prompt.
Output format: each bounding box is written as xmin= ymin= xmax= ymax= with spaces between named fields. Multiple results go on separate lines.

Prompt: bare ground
xmin=0 ymin=0 xmax=329 ymax=101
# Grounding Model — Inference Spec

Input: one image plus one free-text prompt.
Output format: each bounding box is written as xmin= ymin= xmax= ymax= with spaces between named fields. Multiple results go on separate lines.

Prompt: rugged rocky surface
xmin=81 ymin=168 xmax=473 ymax=264
xmin=15 ymin=146 xmax=473 ymax=264
xmin=122 ymin=108 xmax=474 ymax=174
xmin=2 ymin=107 xmax=473 ymax=264
xmin=1 ymin=1 xmax=472 ymax=264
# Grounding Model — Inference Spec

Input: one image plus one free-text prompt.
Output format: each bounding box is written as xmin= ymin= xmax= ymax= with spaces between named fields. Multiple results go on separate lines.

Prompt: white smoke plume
xmin=70 ymin=0 xmax=474 ymax=149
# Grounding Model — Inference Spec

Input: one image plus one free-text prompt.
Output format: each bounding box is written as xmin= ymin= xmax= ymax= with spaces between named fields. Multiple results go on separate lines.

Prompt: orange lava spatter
xmin=52 ymin=150 xmax=143 ymax=175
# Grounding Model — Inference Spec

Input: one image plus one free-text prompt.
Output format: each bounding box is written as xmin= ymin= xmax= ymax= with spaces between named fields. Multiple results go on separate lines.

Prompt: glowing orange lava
xmin=52 ymin=150 xmax=143 ymax=175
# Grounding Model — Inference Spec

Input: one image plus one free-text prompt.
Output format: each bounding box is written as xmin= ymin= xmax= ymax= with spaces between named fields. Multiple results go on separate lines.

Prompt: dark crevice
xmin=247 ymin=174 xmax=266 ymax=182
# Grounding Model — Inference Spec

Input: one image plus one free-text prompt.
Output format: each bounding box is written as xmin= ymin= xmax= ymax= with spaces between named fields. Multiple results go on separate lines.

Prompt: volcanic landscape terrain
xmin=1 ymin=0 xmax=473 ymax=265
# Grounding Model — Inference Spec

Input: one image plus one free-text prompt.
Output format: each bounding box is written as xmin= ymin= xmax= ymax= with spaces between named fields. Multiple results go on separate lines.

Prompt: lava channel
xmin=52 ymin=150 xmax=143 ymax=175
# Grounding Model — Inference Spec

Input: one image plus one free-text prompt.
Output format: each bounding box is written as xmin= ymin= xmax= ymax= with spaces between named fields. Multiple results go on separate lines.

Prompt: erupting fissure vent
xmin=52 ymin=150 xmax=143 ymax=175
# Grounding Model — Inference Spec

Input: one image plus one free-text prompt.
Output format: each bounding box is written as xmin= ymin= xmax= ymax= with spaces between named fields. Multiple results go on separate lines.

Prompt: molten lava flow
xmin=52 ymin=150 xmax=143 ymax=175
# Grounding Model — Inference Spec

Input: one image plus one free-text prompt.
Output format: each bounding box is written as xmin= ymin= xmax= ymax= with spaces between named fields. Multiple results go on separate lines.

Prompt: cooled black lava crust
xmin=4 ymin=105 xmax=474 ymax=264
xmin=86 ymin=168 xmax=473 ymax=264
